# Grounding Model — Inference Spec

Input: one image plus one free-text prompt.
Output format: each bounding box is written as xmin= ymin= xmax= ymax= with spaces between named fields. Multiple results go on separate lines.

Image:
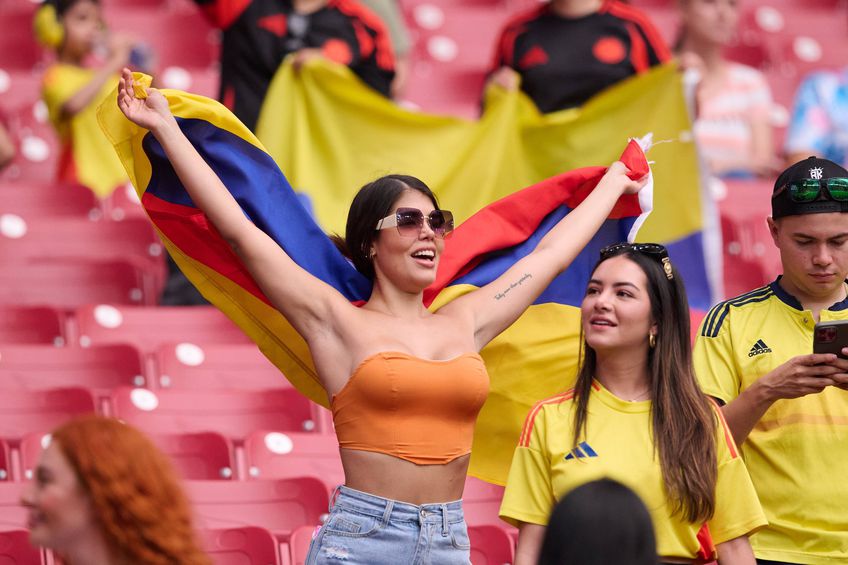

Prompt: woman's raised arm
xmin=443 ymin=161 xmax=646 ymax=350
xmin=117 ymin=68 xmax=353 ymax=341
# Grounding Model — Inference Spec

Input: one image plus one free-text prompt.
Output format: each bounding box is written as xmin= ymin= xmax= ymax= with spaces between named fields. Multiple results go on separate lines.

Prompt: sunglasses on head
xmin=375 ymin=207 xmax=454 ymax=238
xmin=600 ymin=243 xmax=674 ymax=280
xmin=784 ymin=178 xmax=848 ymax=203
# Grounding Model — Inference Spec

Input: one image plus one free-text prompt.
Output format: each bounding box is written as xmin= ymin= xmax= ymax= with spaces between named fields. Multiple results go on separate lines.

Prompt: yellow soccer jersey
xmin=41 ymin=63 xmax=126 ymax=198
xmin=499 ymin=381 xmax=766 ymax=561
xmin=695 ymin=279 xmax=848 ymax=564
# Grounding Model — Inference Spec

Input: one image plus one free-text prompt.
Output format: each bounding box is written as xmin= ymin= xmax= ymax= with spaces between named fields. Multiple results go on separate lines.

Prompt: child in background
xmin=35 ymin=0 xmax=139 ymax=199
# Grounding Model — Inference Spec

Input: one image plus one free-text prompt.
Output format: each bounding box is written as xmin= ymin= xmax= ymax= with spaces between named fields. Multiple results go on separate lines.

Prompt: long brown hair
xmin=571 ymin=248 xmax=717 ymax=523
xmin=51 ymin=416 xmax=210 ymax=565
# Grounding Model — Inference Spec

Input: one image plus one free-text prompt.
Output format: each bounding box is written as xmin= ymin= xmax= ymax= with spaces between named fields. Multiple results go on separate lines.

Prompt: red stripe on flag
xmin=424 ymin=141 xmax=648 ymax=305
xmin=142 ymin=192 xmax=271 ymax=305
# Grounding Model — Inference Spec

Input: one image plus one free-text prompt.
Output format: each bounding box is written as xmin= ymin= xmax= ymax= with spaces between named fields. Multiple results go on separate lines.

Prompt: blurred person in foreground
xmin=486 ymin=0 xmax=670 ymax=113
xmin=20 ymin=415 xmax=210 ymax=565
xmin=500 ymin=243 xmax=765 ymax=565
xmin=695 ymin=156 xmax=848 ymax=564
xmin=192 ymin=0 xmax=395 ymax=131
xmin=785 ymin=68 xmax=848 ymax=168
xmin=676 ymin=0 xmax=778 ymax=178
xmin=538 ymin=478 xmax=658 ymax=565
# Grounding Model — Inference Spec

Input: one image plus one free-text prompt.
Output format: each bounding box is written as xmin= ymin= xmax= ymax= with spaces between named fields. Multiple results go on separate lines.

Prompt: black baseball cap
xmin=772 ymin=156 xmax=848 ymax=219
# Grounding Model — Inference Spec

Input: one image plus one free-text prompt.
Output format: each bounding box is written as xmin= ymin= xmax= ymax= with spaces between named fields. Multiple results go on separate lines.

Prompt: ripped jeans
xmin=305 ymin=485 xmax=472 ymax=565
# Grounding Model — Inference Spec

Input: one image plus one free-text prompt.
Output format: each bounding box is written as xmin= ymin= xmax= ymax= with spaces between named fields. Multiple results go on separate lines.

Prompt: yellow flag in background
xmin=256 ymin=59 xmax=702 ymax=247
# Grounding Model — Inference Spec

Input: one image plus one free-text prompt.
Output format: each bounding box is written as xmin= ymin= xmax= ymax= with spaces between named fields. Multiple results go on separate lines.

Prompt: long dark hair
xmin=54 ymin=0 xmax=98 ymax=17
xmin=332 ymin=174 xmax=439 ymax=280
xmin=539 ymin=479 xmax=657 ymax=565
xmin=571 ymin=248 xmax=717 ymax=524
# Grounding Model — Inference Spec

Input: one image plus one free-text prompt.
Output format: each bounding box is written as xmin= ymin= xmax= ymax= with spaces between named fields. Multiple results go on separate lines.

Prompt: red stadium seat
xmin=0 ymin=260 xmax=152 ymax=308
xmin=244 ymin=431 xmax=343 ymax=491
xmin=201 ymin=526 xmax=283 ymax=565
xmin=0 ymin=388 xmax=96 ymax=443
xmin=469 ymin=524 xmax=515 ymax=565
xmin=717 ymin=178 xmax=781 ymax=299
xmin=404 ymin=2 xmax=508 ymax=71
xmin=100 ymin=182 xmax=148 ymax=221
xmin=186 ymin=478 xmax=328 ymax=539
xmin=0 ymin=483 xmax=27 ymax=532
xmin=288 ymin=525 xmax=314 ymax=565
xmin=690 ymin=309 xmax=707 ymax=344
xmin=20 ymin=429 xmax=234 ymax=481
xmin=402 ymin=66 xmax=485 ymax=118
xmin=638 ymin=5 xmax=679 ymax=46
xmin=0 ymin=306 xmax=66 ymax=346
xmin=155 ymin=342 xmax=288 ymax=390
xmin=102 ymin=0 xmax=169 ymax=7
xmin=462 ymin=476 xmax=514 ymax=532
xmin=0 ymin=217 xmax=167 ymax=292
xmin=112 ymin=386 xmax=322 ymax=439
xmin=0 ymin=530 xmax=41 ymax=565
xmin=0 ymin=71 xmax=44 ymax=116
xmin=151 ymin=432 xmax=235 ymax=480
xmin=0 ymin=439 xmax=10 ymax=482
xmin=777 ymin=32 xmax=848 ymax=77
xmin=75 ymin=305 xmax=250 ymax=352
xmin=0 ymin=11 xmax=47 ymax=71
xmin=0 ymin=343 xmax=145 ymax=395
xmin=0 ymin=180 xmax=99 ymax=219
xmin=103 ymin=9 xmax=220 ymax=69
xmin=19 ymin=433 xmax=50 ymax=482
xmin=0 ymin=101 xmax=60 ymax=185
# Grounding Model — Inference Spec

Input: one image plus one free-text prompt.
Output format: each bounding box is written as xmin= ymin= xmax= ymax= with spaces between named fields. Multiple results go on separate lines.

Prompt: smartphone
xmin=813 ymin=320 xmax=848 ymax=359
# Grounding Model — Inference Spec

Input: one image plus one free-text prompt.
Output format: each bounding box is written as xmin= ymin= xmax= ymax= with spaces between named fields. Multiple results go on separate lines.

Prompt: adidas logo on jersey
xmin=748 ymin=339 xmax=772 ymax=357
xmin=564 ymin=441 xmax=598 ymax=460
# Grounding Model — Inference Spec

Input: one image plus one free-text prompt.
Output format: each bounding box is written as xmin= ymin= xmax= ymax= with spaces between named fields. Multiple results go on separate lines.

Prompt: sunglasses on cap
xmin=600 ymin=243 xmax=674 ymax=280
xmin=783 ymin=177 xmax=848 ymax=203
xmin=375 ymin=207 xmax=455 ymax=238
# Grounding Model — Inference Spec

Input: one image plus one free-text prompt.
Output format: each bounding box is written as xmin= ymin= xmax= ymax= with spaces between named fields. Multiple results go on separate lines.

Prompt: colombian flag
xmin=256 ymin=59 xmax=718 ymax=312
xmin=98 ymin=74 xmax=653 ymax=483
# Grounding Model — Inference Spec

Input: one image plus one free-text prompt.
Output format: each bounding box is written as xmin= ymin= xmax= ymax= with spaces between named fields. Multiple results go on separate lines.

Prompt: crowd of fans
xmin=2 ymin=0 xmax=848 ymax=564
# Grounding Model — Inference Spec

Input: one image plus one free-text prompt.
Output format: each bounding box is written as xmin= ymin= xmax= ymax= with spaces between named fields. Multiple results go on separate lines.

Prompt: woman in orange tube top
xmin=116 ymin=67 xmax=647 ymax=564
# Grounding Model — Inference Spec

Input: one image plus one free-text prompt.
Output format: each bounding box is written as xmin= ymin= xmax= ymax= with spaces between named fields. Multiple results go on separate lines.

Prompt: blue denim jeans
xmin=305 ymin=486 xmax=472 ymax=564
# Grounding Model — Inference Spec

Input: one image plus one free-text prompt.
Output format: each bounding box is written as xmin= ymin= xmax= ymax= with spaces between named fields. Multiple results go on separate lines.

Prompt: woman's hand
xmin=600 ymin=161 xmax=649 ymax=195
xmin=117 ymin=67 xmax=174 ymax=133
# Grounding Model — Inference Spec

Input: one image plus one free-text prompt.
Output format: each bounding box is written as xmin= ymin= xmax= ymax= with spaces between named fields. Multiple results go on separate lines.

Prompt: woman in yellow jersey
xmin=36 ymin=0 xmax=137 ymax=198
xmin=500 ymin=243 xmax=767 ymax=565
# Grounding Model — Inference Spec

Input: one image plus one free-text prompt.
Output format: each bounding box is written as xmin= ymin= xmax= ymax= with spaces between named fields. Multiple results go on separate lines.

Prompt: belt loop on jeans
xmin=381 ymin=498 xmax=394 ymax=526
xmin=329 ymin=485 xmax=342 ymax=513
xmin=441 ymin=504 xmax=448 ymax=536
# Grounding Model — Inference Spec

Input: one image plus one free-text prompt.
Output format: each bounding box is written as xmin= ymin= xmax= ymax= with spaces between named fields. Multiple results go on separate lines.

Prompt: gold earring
xmin=649 ymin=333 xmax=656 ymax=349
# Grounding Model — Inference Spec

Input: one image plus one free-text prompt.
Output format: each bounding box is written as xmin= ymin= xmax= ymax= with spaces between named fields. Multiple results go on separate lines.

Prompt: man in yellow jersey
xmin=695 ymin=156 xmax=848 ymax=565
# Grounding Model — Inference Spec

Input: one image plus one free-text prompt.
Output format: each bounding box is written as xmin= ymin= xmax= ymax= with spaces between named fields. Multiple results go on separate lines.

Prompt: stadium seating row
xmin=0 ymin=521 xmax=515 ymax=565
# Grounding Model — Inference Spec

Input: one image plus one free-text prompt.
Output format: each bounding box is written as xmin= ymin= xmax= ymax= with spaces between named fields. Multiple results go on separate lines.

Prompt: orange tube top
xmin=331 ymin=351 xmax=490 ymax=465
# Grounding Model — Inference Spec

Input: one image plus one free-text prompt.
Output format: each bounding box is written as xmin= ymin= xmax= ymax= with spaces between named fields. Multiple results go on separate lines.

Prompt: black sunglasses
xmin=375 ymin=207 xmax=454 ymax=238
xmin=600 ymin=243 xmax=673 ymax=280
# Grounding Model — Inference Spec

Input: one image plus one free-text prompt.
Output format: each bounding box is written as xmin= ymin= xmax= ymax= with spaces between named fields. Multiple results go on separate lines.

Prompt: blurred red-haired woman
xmin=20 ymin=415 xmax=210 ymax=565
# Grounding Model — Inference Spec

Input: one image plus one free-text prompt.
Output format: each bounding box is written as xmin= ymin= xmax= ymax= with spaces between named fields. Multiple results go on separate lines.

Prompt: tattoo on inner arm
xmin=494 ymin=273 xmax=533 ymax=300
